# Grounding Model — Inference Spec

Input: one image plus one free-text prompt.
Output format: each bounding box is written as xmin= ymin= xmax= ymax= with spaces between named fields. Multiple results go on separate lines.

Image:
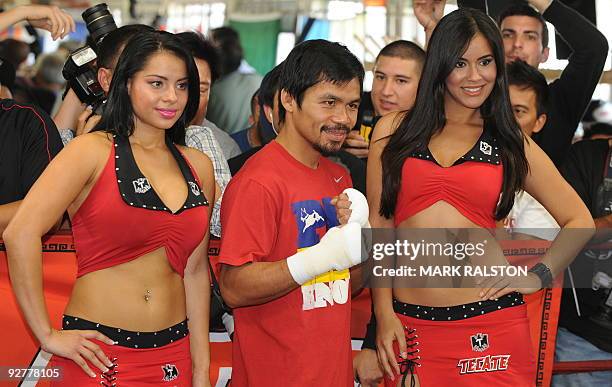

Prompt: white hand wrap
xmin=343 ymin=188 xmax=372 ymax=260
xmin=343 ymin=188 xmax=370 ymax=228
xmin=286 ymin=222 xmax=362 ymax=285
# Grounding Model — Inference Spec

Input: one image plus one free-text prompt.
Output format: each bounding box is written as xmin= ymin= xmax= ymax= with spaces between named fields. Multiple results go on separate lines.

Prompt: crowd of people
xmin=0 ymin=0 xmax=611 ymax=386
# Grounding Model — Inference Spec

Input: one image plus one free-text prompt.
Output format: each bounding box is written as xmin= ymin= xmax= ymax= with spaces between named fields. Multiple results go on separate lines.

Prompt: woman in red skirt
xmin=367 ymin=7 xmax=594 ymax=387
xmin=4 ymin=30 xmax=216 ymax=386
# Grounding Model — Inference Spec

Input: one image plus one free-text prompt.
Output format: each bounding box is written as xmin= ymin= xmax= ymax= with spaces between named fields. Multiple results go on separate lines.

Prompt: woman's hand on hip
xmin=41 ymin=329 xmax=115 ymax=377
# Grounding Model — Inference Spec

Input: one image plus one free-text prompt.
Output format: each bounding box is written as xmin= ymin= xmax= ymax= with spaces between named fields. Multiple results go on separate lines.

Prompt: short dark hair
xmin=376 ymin=40 xmax=426 ymax=69
xmin=210 ymin=26 xmax=243 ymax=77
xmin=507 ymin=60 xmax=549 ymax=116
xmin=0 ymin=39 xmax=30 ymax=68
xmin=259 ymin=63 xmax=283 ymax=109
xmin=175 ymin=31 xmax=220 ymax=82
xmin=95 ymin=30 xmax=200 ymax=145
xmin=278 ymin=39 xmax=364 ymax=123
xmin=0 ymin=57 xmax=16 ymax=91
xmin=97 ymin=24 xmax=155 ymax=69
xmin=498 ymin=3 xmax=549 ymax=48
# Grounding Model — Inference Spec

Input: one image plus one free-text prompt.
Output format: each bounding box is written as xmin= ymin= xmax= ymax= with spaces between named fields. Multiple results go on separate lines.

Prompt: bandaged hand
xmin=287 ymin=223 xmax=363 ymax=285
xmin=343 ymin=188 xmax=370 ymax=227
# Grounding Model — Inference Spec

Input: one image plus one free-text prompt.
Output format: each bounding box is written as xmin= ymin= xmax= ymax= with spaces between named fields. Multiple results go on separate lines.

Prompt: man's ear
xmin=540 ymin=47 xmax=550 ymax=64
xmin=98 ymin=67 xmax=112 ymax=93
xmin=280 ymin=89 xmax=295 ymax=114
xmin=532 ymin=113 xmax=547 ymax=134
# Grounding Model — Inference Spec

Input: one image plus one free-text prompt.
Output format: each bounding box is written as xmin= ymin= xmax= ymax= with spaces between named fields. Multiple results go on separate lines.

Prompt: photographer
xmin=54 ymin=20 xmax=153 ymax=143
xmin=557 ymin=139 xmax=612 ymax=386
xmin=0 ymin=105 xmax=63 ymax=234
xmin=1 ymin=25 xmax=64 ymax=233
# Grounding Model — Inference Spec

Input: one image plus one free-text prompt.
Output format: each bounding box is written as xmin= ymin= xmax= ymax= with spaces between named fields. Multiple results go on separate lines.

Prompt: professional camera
xmin=62 ymin=3 xmax=117 ymax=110
xmin=591 ymin=272 xmax=612 ymax=329
xmin=586 ymin=162 xmax=612 ymax=329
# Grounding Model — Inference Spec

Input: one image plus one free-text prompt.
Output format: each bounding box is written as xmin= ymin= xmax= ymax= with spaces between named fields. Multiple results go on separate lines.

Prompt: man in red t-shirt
xmin=217 ymin=40 xmax=365 ymax=386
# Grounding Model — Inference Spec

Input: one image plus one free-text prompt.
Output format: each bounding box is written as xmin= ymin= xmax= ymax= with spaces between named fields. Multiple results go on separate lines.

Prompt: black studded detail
xmin=398 ymin=326 xmax=421 ymax=387
xmin=392 ymin=293 xmax=524 ymax=321
xmin=408 ymin=128 xmax=501 ymax=167
xmin=112 ymin=134 xmax=209 ymax=215
xmin=62 ymin=315 xmax=189 ymax=349
xmin=100 ymin=358 xmax=118 ymax=387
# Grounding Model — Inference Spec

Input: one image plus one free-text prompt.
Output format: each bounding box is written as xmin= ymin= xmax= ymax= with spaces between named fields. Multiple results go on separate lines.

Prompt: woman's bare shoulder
xmin=371 ymin=110 xmax=408 ymax=143
xmin=67 ymin=130 xmax=112 ymax=150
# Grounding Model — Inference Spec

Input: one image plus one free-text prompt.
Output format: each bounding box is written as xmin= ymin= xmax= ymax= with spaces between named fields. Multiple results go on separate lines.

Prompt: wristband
xmin=528 ymin=262 xmax=553 ymax=288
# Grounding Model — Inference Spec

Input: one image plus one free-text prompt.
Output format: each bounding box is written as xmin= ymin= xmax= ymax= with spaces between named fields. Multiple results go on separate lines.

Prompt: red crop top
xmin=394 ymin=129 xmax=503 ymax=228
xmin=71 ymin=134 xmax=209 ymax=277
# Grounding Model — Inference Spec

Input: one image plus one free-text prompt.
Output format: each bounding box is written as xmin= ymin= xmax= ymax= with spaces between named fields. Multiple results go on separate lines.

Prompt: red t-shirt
xmin=218 ymin=141 xmax=354 ymax=386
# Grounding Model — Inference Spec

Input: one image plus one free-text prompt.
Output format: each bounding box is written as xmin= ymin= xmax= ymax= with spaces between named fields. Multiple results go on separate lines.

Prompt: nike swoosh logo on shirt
xmin=334 ymin=176 xmax=344 ymax=183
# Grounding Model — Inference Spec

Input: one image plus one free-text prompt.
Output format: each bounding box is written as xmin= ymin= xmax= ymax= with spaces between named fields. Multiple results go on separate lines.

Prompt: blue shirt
xmin=231 ymin=128 xmax=252 ymax=154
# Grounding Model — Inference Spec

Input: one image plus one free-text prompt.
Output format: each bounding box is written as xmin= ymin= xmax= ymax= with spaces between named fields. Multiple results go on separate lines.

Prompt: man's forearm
xmin=542 ymin=0 xmax=607 ymax=55
xmin=544 ymin=0 xmax=608 ymax=135
xmin=219 ymin=260 xmax=299 ymax=308
xmin=0 ymin=201 xmax=22 ymax=235
xmin=53 ymin=89 xmax=85 ymax=131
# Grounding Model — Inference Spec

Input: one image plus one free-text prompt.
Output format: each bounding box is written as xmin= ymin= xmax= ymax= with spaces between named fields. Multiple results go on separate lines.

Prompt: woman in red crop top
xmin=3 ymin=31 xmax=215 ymax=386
xmin=367 ymin=8 xmax=595 ymax=387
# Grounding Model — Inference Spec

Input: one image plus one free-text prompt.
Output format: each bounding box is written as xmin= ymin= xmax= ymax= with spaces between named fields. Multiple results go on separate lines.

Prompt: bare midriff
xmin=393 ymin=200 xmax=503 ymax=307
xmin=64 ymin=248 xmax=186 ymax=331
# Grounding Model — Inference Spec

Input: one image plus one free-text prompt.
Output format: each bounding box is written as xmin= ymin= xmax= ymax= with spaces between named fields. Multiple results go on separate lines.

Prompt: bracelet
xmin=528 ymin=262 xmax=553 ymax=288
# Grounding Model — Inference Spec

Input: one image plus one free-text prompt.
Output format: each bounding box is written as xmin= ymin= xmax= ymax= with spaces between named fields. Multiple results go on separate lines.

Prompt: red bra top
xmin=71 ymin=134 xmax=209 ymax=278
xmin=395 ymin=129 xmax=503 ymax=228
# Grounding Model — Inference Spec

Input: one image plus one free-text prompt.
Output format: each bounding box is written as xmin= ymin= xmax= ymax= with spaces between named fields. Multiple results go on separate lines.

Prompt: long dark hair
xmin=94 ymin=30 xmax=200 ymax=145
xmin=379 ymin=8 xmax=527 ymax=221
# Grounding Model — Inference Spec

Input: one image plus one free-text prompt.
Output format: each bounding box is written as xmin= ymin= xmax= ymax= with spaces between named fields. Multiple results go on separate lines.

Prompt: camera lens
xmin=82 ymin=3 xmax=117 ymax=45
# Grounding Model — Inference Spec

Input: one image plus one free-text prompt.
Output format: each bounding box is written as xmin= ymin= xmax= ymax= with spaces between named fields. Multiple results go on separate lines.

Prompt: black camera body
xmin=62 ymin=45 xmax=104 ymax=107
xmin=589 ymin=152 xmax=612 ymax=329
xmin=591 ymin=272 xmax=612 ymax=329
xmin=62 ymin=3 xmax=117 ymax=110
